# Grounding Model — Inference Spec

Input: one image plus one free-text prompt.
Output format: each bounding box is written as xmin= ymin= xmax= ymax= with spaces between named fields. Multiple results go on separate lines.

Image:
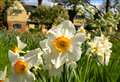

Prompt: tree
xmin=30 ymin=5 xmax=69 ymax=29
xmin=53 ymin=0 xmax=83 ymax=22
xmin=105 ymin=0 xmax=110 ymax=12
xmin=38 ymin=0 xmax=42 ymax=5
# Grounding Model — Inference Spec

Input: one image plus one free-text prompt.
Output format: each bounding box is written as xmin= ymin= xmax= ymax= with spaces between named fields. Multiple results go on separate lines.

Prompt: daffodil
xmin=8 ymin=48 xmax=43 ymax=82
xmin=0 ymin=66 xmax=9 ymax=82
xmin=40 ymin=20 xmax=85 ymax=74
xmin=11 ymin=36 xmax=27 ymax=54
xmin=77 ymin=25 xmax=87 ymax=41
xmin=8 ymin=36 xmax=27 ymax=62
xmin=88 ymin=34 xmax=112 ymax=65
xmin=78 ymin=25 xmax=91 ymax=41
xmin=78 ymin=25 xmax=86 ymax=33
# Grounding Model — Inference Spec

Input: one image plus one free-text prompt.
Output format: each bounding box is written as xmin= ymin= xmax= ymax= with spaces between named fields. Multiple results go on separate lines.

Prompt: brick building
xmin=7 ymin=1 xmax=29 ymax=32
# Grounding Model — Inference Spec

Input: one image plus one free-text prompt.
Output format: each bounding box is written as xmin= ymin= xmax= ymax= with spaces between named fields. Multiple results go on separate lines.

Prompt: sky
xmin=42 ymin=0 xmax=55 ymax=6
xmin=47 ymin=0 xmax=104 ymax=6
xmin=47 ymin=0 xmax=104 ymax=5
xmin=21 ymin=0 xmax=104 ymax=7
xmin=90 ymin=0 xmax=104 ymax=5
xmin=21 ymin=0 xmax=54 ymax=6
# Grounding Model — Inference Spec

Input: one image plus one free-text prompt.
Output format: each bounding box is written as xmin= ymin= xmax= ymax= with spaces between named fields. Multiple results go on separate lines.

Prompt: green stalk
xmin=83 ymin=55 xmax=91 ymax=82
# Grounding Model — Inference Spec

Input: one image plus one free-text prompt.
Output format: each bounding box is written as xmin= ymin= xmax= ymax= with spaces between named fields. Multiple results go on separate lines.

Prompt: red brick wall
xmin=8 ymin=21 xmax=29 ymax=32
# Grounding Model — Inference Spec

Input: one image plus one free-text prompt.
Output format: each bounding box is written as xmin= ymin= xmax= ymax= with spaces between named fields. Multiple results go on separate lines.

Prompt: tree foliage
xmin=30 ymin=5 xmax=69 ymax=29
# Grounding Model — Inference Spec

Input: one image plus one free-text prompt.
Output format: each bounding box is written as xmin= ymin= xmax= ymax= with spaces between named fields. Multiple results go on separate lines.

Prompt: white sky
xmin=21 ymin=0 xmax=104 ymax=7
xmin=21 ymin=0 xmax=54 ymax=6
xmin=90 ymin=0 xmax=104 ymax=5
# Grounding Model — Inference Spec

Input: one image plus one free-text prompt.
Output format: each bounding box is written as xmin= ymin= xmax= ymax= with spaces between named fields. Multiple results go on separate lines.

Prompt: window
xmin=13 ymin=24 xmax=22 ymax=29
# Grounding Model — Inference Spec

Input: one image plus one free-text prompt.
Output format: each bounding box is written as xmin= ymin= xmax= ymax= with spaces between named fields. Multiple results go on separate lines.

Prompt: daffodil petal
xmin=51 ymin=56 xmax=61 ymax=69
xmin=73 ymin=32 xmax=86 ymax=43
xmin=2 ymin=66 xmax=7 ymax=80
xmin=104 ymin=55 xmax=110 ymax=65
xmin=57 ymin=20 xmax=76 ymax=37
xmin=24 ymin=48 xmax=41 ymax=58
xmin=25 ymin=71 xmax=35 ymax=82
xmin=0 ymin=67 xmax=7 ymax=80
xmin=8 ymin=50 xmax=19 ymax=63
xmin=51 ymin=54 xmax=68 ymax=69
xmin=49 ymin=20 xmax=76 ymax=38
xmin=68 ymin=44 xmax=82 ymax=62
xmin=9 ymin=72 xmax=21 ymax=82
xmin=16 ymin=36 xmax=27 ymax=50
xmin=24 ymin=48 xmax=43 ymax=68
xmin=39 ymin=39 xmax=50 ymax=54
xmin=39 ymin=39 xmax=48 ymax=49
xmin=10 ymin=70 xmax=35 ymax=82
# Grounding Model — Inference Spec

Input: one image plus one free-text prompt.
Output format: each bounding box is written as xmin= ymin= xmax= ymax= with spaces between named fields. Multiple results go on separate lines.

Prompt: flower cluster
xmin=88 ymin=34 xmax=112 ymax=65
xmin=6 ymin=20 xmax=112 ymax=81
xmin=8 ymin=36 xmax=43 ymax=82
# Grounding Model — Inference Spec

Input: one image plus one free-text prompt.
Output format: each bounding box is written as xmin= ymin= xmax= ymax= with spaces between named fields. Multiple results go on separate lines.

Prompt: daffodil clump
xmin=8 ymin=36 xmax=43 ymax=82
xmin=6 ymin=20 xmax=112 ymax=81
xmin=88 ymin=34 xmax=112 ymax=65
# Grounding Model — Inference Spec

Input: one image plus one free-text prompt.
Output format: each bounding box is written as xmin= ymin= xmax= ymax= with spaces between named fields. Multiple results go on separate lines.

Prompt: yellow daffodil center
xmin=0 ymin=80 xmax=4 ymax=82
xmin=14 ymin=60 xmax=28 ymax=74
xmin=91 ymin=47 xmax=99 ymax=53
xmin=52 ymin=35 xmax=71 ymax=53
xmin=12 ymin=46 xmax=20 ymax=53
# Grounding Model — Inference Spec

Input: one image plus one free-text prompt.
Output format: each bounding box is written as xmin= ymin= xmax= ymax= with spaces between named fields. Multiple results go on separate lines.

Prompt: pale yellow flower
xmin=79 ymin=25 xmax=86 ymax=33
xmin=10 ymin=36 xmax=27 ymax=54
xmin=88 ymin=35 xmax=112 ymax=65
xmin=8 ymin=36 xmax=27 ymax=62
xmin=77 ymin=25 xmax=87 ymax=42
xmin=40 ymin=20 xmax=85 ymax=74
xmin=8 ymin=48 xmax=42 ymax=82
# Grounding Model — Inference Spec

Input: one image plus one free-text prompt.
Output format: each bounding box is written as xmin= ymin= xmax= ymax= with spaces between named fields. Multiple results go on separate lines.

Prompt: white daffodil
xmin=11 ymin=36 xmax=27 ymax=54
xmin=77 ymin=25 xmax=87 ymax=41
xmin=8 ymin=36 xmax=27 ymax=62
xmin=78 ymin=25 xmax=91 ymax=40
xmin=8 ymin=48 xmax=43 ymax=82
xmin=88 ymin=34 xmax=112 ymax=65
xmin=78 ymin=25 xmax=86 ymax=33
xmin=0 ymin=66 xmax=9 ymax=82
xmin=41 ymin=20 xmax=85 ymax=73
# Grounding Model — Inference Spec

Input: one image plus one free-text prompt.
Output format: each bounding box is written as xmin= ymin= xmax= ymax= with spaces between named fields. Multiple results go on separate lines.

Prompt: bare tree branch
xmin=85 ymin=0 xmax=104 ymax=16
